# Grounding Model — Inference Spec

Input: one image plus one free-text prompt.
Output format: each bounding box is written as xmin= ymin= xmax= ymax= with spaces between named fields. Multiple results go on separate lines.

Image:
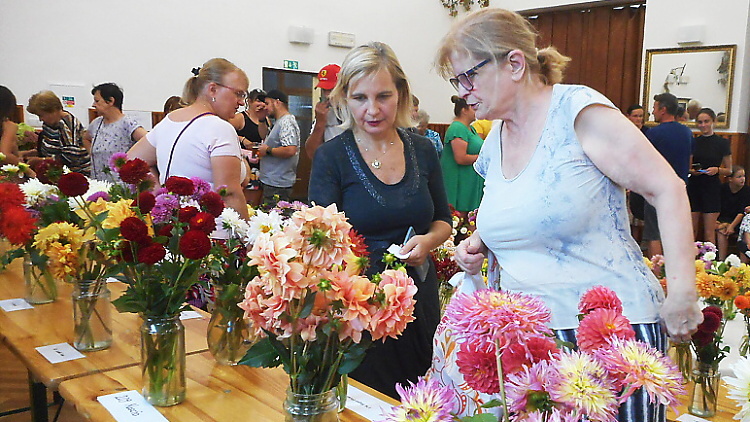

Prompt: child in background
xmin=717 ymin=165 xmax=750 ymax=259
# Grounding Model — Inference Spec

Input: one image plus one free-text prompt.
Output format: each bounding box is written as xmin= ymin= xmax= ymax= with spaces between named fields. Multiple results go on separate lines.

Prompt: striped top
xmin=39 ymin=112 xmax=90 ymax=175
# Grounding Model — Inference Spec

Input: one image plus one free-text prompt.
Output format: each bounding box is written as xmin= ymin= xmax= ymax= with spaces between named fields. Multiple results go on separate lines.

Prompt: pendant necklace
xmin=356 ymin=137 xmax=394 ymax=169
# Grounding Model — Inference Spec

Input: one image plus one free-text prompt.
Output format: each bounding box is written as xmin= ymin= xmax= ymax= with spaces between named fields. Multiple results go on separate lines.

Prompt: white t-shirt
xmin=474 ymin=84 xmax=664 ymax=329
xmin=147 ymin=114 xmax=242 ymax=186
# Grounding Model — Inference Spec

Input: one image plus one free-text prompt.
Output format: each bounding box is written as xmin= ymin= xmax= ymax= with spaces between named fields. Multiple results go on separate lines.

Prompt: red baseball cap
xmin=316 ymin=64 xmax=341 ymax=90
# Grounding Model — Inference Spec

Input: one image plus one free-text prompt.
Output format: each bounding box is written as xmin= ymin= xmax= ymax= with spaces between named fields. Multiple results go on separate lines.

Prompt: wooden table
xmin=0 ymin=259 xmax=210 ymax=421
xmin=59 ymin=351 xmax=398 ymax=421
xmin=668 ymin=383 xmax=739 ymax=421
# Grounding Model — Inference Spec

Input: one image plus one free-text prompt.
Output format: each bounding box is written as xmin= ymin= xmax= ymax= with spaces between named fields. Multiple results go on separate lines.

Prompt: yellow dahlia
xmin=716 ymin=278 xmax=740 ymax=301
xmin=102 ymin=199 xmax=136 ymax=229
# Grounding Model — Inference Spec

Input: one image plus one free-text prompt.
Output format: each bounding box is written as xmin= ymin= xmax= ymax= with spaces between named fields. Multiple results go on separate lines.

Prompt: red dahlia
xmin=348 ymin=228 xmax=370 ymax=257
xmin=0 ymin=183 xmax=26 ymax=211
xmin=165 ymin=176 xmax=195 ymax=196
xmin=57 ymin=172 xmax=89 ymax=197
xmin=189 ymin=212 xmax=216 ymax=234
xmin=199 ymin=191 xmax=224 ymax=217
xmin=697 ymin=310 xmax=722 ymax=334
xmin=135 ymin=191 xmax=156 ymax=214
xmin=0 ymin=206 xmax=37 ymax=245
xmin=179 ymin=230 xmax=211 ymax=260
xmin=119 ymin=241 xmax=135 ymax=263
xmin=33 ymin=158 xmax=64 ymax=184
xmin=118 ymin=159 xmax=150 ymax=184
xmin=157 ymin=223 xmax=174 ymax=238
xmin=120 ymin=217 xmax=150 ymax=243
xmin=137 ymin=243 xmax=166 ymax=265
xmin=178 ymin=206 xmax=199 ymax=223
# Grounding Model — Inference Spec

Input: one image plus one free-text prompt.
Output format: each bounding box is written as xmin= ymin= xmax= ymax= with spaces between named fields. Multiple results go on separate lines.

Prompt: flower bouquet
xmin=686 ymin=305 xmax=729 ymax=417
xmin=0 ymin=160 xmax=34 ymax=183
xmin=98 ymin=156 xmax=226 ymax=406
xmin=394 ymin=286 xmax=684 ymax=422
xmin=725 ymin=356 xmax=750 ymax=421
xmin=238 ymin=203 xmax=416 ymax=421
xmin=431 ymin=238 xmax=460 ymax=313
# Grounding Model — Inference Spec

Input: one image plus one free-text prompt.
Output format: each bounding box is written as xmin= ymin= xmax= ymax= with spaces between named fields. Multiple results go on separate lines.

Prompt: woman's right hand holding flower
xmin=455 ymin=232 xmax=487 ymax=275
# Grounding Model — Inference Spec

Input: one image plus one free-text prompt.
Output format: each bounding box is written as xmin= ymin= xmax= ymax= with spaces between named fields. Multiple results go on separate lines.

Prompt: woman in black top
xmin=688 ymin=108 xmax=732 ymax=244
xmin=717 ymin=165 xmax=750 ymax=259
xmin=230 ymin=88 xmax=270 ymax=146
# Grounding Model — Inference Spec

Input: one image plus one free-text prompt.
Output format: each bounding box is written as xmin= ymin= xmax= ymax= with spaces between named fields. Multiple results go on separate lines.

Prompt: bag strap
xmin=164 ymin=112 xmax=214 ymax=179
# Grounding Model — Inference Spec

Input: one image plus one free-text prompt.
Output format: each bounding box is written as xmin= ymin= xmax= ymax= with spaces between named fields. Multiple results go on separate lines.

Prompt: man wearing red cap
xmin=305 ymin=64 xmax=344 ymax=159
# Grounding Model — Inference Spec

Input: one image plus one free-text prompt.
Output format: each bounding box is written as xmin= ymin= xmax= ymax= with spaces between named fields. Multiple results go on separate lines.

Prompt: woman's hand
xmin=400 ymin=235 xmax=429 ymax=267
xmin=705 ymin=166 xmax=719 ymax=176
xmin=455 ymin=232 xmax=487 ymax=274
xmin=659 ymin=292 xmax=703 ymax=343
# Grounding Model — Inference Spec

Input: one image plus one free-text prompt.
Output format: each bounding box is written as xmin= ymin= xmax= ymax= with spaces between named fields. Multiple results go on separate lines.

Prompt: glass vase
xmin=207 ymin=284 xmax=258 ymax=365
xmin=668 ymin=341 xmax=692 ymax=384
xmin=335 ymin=375 xmax=348 ymax=413
xmin=284 ymin=388 xmax=340 ymax=422
xmin=72 ymin=280 xmax=112 ymax=351
xmin=688 ymin=362 xmax=720 ymax=418
xmin=740 ymin=314 xmax=750 ymax=357
xmin=140 ymin=315 xmax=186 ymax=406
xmin=23 ymin=255 xmax=57 ymax=304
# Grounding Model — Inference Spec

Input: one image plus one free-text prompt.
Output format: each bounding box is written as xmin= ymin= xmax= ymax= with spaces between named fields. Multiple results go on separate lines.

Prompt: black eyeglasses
xmin=449 ymin=59 xmax=490 ymax=92
xmin=215 ymin=83 xmax=248 ymax=100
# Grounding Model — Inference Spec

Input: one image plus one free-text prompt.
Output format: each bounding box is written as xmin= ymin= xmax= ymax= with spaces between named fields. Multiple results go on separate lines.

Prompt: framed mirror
xmin=642 ymin=44 xmax=736 ymax=129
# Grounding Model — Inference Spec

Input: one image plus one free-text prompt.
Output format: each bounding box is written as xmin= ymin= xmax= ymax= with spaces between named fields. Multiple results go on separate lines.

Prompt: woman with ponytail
xmin=440 ymin=95 xmax=484 ymax=216
xmin=430 ymin=8 xmax=701 ymax=420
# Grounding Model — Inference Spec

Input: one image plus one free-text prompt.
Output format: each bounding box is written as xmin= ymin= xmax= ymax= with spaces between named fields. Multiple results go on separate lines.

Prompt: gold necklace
xmin=356 ymin=137 xmax=394 ymax=169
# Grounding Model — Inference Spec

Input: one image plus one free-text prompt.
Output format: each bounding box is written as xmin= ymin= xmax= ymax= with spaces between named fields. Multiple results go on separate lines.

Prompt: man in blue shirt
xmin=643 ymin=92 xmax=694 ymax=256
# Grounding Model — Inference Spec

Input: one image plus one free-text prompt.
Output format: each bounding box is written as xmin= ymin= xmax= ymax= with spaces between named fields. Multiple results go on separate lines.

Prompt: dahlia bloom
xmin=549 ymin=352 xmax=619 ymax=422
xmin=456 ymin=337 xmax=499 ymax=394
xmin=725 ymin=356 xmax=750 ymax=421
xmin=380 ymin=377 xmax=455 ymax=422
xmin=286 ymin=203 xmax=352 ymax=269
xmin=369 ymin=268 xmax=417 ymax=341
xmin=576 ymin=308 xmax=635 ymax=353
xmin=506 ymin=359 xmax=556 ymax=414
xmin=578 ymin=286 xmax=623 ymax=316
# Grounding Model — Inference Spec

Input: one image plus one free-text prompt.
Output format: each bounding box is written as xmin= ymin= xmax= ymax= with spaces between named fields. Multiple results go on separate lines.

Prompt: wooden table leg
xmin=28 ymin=372 xmax=48 ymax=422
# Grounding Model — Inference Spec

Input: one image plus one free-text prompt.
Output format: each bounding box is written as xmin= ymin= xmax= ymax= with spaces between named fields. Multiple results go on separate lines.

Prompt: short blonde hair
xmin=182 ymin=58 xmax=248 ymax=105
xmin=436 ymin=8 xmax=570 ymax=86
xmin=331 ymin=42 xmax=413 ymax=130
xmin=27 ymin=91 xmax=63 ymax=115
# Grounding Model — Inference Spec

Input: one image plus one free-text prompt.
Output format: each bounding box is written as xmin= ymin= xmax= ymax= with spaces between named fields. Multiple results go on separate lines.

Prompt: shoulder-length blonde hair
xmin=435 ymin=8 xmax=570 ymax=86
xmin=330 ymin=42 xmax=414 ymax=130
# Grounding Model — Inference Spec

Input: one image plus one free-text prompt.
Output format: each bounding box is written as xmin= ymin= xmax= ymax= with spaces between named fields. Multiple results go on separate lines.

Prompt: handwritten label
xmin=35 ymin=343 xmax=85 ymax=364
xmin=97 ymin=390 xmax=168 ymax=422
xmin=346 ymin=385 xmax=394 ymax=420
xmin=676 ymin=414 xmax=712 ymax=422
xmin=179 ymin=310 xmax=202 ymax=320
xmin=0 ymin=298 xmax=33 ymax=312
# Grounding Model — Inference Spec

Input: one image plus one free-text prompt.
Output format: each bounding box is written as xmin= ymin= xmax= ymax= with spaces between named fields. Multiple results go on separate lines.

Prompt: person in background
xmin=676 ymin=106 xmax=689 ymax=123
xmin=0 ymin=85 xmax=37 ymax=166
xmin=626 ymin=104 xmax=648 ymax=135
xmin=435 ymin=8 xmax=701 ymax=419
xmin=309 ymin=41 xmax=451 ymax=399
xmin=27 ymin=90 xmax=90 ymax=175
xmin=643 ymin=92 xmax=694 ymax=257
xmin=716 ymin=165 xmax=750 ymax=260
xmin=84 ymin=83 xmax=147 ymax=182
xmin=737 ymin=209 xmax=750 ymax=263
xmin=471 ymin=119 xmax=493 ymax=140
xmin=625 ymin=104 xmax=647 ymax=243
xmin=258 ymin=89 xmax=300 ymax=205
xmin=688 ymin=107 xmax=732 ymax=244
xmin=441 ymin=95 xmax=484 ymax=217
xmin=231 ymin=88 xmax=270 ymax=148
xmin=163 ymin=96 xmax=184 ymax=114
xmin=687 ymin=99 xmax=702 ymax=121
xmin=415 ymin=109 xmax=442 ymax=156
xmin=127 ymin=58 xmax=249 ymax=219
xmin=305 ymin=64 xmax=344 ymax=159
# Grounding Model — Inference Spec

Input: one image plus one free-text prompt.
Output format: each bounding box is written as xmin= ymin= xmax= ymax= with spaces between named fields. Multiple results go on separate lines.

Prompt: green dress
xmin=440 ymin=121 xmax=485 ymax=212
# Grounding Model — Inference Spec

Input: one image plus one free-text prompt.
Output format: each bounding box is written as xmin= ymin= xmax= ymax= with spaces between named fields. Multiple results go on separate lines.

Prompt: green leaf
xmin=480 ymin=399 xmax=503 ymax=408
xmin=239 ymin=338 xmax=282 ymax=368
xmin=298 ymin=291 xmax=317 ymax=319
xmin=112 ymin=291 xmax=145 ymax=314
xmin=460 ymin=414 xmax=499 ymax=422
xmin=338 ymin=343 xmax=369 ymax=374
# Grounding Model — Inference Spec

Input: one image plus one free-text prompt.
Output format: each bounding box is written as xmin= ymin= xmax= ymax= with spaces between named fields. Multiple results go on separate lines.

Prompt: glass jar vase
xmin=23 ymin=255 xmax=57 ymax=304
xmin=284 ymin=388 xmax=340 ymax=422
xmin=207 ymin=284 xmax=257 ymax=365
xmin=72 ymin=279 xmax=112 ymax=351
xmin=140 ymin=315 xmax=186 ymax=406
xmin=688 ymin=362 xmax=720 ymax=418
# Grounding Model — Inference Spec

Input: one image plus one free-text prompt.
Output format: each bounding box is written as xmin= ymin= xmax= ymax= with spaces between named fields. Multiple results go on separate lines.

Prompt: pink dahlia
xmin=380 ymin=377 xmax=455 ymax=422
xmin=501 ymin=334 xmax=560 ymax=375
xmin=577 ymin=308 xmax=635 ymax=353
xmin=506 ymin=359 xmax=556 ymax=414
xmin=369 ymin=269 xmax=416 ymax=341
xmin=286 ymin=203 xmax=352 ymax=269
xmin=324 ymin=268 xmax=375 ymax=342
xmin=456 ymin=337 xmax=500 ymax=394
xmin=247 ymin=232 xmax=309 ymax=294
xmin=444 ymin=289 xmax=553 ymax=345
xmin=548 ymin=351 xmax=619 ymax=422
xmin=578 ymin=286 xmax=623 ymax=316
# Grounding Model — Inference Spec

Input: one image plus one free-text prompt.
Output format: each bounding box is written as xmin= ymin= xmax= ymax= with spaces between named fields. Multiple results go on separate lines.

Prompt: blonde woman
xmin=435 ymin=8 xmax=702 ymax=420
xmin=308 ymin=42 xmax=451 ymax=399
xmin=127 ymin=58 xmax=249 ymax=219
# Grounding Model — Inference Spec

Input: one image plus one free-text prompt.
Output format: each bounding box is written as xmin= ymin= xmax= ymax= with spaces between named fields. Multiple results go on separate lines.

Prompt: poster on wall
xmin=47 ymin=82 xmax=91 ymax=126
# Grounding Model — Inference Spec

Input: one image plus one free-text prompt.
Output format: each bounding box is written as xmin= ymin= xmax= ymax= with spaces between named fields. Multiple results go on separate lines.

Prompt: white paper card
xmin=346 ymin=385 xmax=393 ymax=420
xmin=97 ymin=390 xmax=168 ymax=422
xmin=106 ymin=277 xmax=121 ymax=283
xmin=676 ymin=413 xmax=712 ymax=422
xmin=386 ymin=244 xmax=411 ymax=260
xmin=179 ymin=310 xmax=202 ymax=320
xmin=35 ymin=343 xmax=86 ymax=364
xmin=0 ymin=298 xmax=34 ymax=312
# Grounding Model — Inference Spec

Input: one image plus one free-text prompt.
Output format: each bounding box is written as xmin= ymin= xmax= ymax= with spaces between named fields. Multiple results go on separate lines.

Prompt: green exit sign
xmin=283 ymin=60 xmax=299 ymax=70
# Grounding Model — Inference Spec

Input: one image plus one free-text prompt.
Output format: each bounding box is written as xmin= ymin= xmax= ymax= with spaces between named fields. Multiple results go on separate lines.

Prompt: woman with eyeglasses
xmin=431 ymin=9 xmax=701 ymax=419
xmin=440 ymin=95 xmax=484 ymax=218
xmin=308 ymin=42 xmax=451 ymax=399
xmin=127 ymin=58 xmax=249 ymax=219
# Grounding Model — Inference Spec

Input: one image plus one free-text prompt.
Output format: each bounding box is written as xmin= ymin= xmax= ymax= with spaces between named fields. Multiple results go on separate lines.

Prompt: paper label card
xmin=676 ymin=414 xmax=712 ymax=422
xmin=35 ymin=343 xmax=85 ymax=364
xmin=97 ymin=390 xmax=168 ymax=422
xmin=0 ymin=298 xmax=33 ymax=312
xmin=179 ymin=310 xmax=202 ymax=320
xmin=346 ymin=385 xmax=394 ymax=420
